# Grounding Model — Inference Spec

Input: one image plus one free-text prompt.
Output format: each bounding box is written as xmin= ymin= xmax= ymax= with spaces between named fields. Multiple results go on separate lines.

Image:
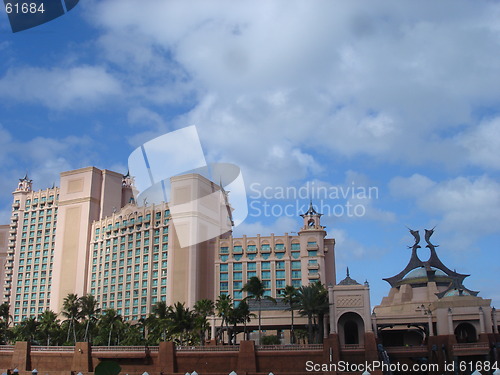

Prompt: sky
xmin=0 ymin=0 xmax=499 ymax=308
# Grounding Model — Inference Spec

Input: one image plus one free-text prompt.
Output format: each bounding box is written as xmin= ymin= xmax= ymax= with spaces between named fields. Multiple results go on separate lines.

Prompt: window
xmin=275 ymin=270 xmax=285 ymax=279
xmin=247 ymin=245 xmax=257 ymax=252
xmin=261 ymin=271 xmax=271 ymax=280
xmin=233 ymin=272 xmax=242 ymax=280
xmin=233 ymin=263 xmax=242 ymax=271
xmin=291 ymin=243 xmax=300 ymax=250
xmin=247 ymin=262 xmax=256 ymax=270
xmin=220 ymin=264 xmax=228 ymax=272
xmin=233 ymin=245 xmax=242 ymax=253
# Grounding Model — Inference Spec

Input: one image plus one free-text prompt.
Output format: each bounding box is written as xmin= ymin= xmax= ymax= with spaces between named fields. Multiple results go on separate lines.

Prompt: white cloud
xmin=0 ymin=125 xmax=99 ymax=223
xmin=0 ymin=65 xmax=121 ymax=110
xmin=458 ymin=117 xmax=500 ymax=169
xmin=389 ymin=174 xmax=500 ymax=250
xmin=389 ymin=174 xmax=436 ymax=198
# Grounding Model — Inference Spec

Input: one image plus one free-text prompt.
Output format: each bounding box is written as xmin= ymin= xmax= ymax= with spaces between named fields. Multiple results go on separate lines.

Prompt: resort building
xmin=1 ymin=166 xmax=499 ymax=370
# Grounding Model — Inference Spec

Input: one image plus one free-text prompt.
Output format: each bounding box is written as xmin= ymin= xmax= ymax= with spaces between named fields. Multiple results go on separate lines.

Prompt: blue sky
xmin=0 ymin=0 xmax=499 ymax=308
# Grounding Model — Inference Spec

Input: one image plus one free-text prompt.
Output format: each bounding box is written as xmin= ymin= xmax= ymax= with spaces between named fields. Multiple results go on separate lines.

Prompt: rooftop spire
xmin=300 ymin=200 xmax=322 ymax=217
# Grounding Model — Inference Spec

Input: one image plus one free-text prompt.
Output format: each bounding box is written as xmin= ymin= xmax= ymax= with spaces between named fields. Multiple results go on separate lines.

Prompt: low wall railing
xmin=31 ymin=346 xmax=75 ymax=352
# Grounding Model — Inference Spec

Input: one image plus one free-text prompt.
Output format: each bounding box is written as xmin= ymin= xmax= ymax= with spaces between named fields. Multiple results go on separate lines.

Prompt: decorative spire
xmin=122 ymin=170 xmax=134 ymax=188
xmin=300 ymin=200 xmax=323 ymax=218
xmin=338 ymin=267 xmax=361 ymax=286
xmin=16 ymin=172 xmax=33 ymax=192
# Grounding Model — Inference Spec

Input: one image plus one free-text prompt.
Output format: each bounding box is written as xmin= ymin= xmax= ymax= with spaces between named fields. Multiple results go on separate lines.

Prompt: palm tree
xmin=0 ymin=302 xmax=12 ymax=344
xmin=168 ymin=302 xmax=195 ymax=345
xmin=13 ymin=317 xmax=39 ymax=343
xmin=151 ymin=301 xmax=170 ymax=342
xmin=61 ymin=293 xmax=81 ymax=343
xmin=37 ymin=310 xmax=60 ymax=345
xmin=296 ymin=282 xmax=328 ymax=343
xmin=79 ymin=294 xmax=100 ymax=342
xmin=241 ymin=276 xmax=276 ymax=344
xmin=194 ymin=299 xmax=214 ymax=345
xmin=280 ymin=285 xmax=299 ymax=344
xmin=98 ymin=309 xmax=123 ymax=346
xmin=215 ymin=294 xmax=233 ymax=344
xmin=227 ymin=300 xmax=255 ymax=344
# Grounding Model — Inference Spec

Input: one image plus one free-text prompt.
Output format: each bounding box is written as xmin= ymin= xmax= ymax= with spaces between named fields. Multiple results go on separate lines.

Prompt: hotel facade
xmin=1 ymin=166 xmax=499 ymax=369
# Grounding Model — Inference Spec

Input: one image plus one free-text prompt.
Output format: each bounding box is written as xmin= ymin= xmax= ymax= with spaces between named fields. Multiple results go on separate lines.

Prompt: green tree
xmin=13 ymin=317 xmax=39 ymax=343
xmin=215 ymin=294 xmax=233 ymax=344
xmin=193 ymin=299 xmax=214 ymax=345
xmin=150 ymin=301 xmax=170 ymax=342
xmin=168 ymin=302 xmax=195 ymax=345
xmin=242 ymin=276 xmax=276 ymax=344
xmin=61 ymin=293 xmax=81 ymax=344
xmin=37 ymin=310 xmax=61 ymax=345
xmin=0 ymin=302 xmax=12 ymax=344
xmin=120 ymin=321 xmax=145 ymax=345
xmin=280 ymin=285 xmax=299 ymax=344
xmin=96 ymin=309 xmax=123 ymax=346
xmin=79 ymin=294 xmax=100 ymax=342
xmin=297 ymin=282 xmax=328 ymax=343
xmin=227 ymin=300 xmax=254 ymax=344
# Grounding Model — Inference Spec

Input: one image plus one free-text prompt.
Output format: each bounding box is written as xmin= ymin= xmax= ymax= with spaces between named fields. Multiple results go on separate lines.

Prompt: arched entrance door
xmin=337 ymin=312 xmax=365 ymax=346
xmin=454 ymin=322 xmax=477 ymax=343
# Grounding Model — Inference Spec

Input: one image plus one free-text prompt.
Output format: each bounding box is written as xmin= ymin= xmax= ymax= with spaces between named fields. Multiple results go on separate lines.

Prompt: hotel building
xmin=3 ymin=167 xmax=225 ymax=322
xmin=1 ymin=167 xmax=499 ymax=367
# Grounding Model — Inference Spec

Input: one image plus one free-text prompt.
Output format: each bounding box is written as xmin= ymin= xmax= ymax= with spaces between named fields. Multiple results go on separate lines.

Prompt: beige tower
xmin=0 ymin=225 xmax=9 ymax=302
xmin=49 ymin=167 xmax=126 ymax=313
xmin=298 ymin=202 xmax=336 ymax=286
xmin=166 ymin=173 xmax=228 ymax=308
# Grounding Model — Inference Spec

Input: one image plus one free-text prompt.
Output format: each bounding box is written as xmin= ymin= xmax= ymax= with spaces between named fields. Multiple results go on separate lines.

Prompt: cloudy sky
xmin=1 ymin=0 xmax=499 ymax=307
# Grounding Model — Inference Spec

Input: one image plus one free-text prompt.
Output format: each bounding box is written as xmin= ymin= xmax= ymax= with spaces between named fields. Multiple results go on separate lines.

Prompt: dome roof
xmin=397 ymin=266 xmax=453 ymax=286
xmin=403 ymin=267 xmax=447 ymax=280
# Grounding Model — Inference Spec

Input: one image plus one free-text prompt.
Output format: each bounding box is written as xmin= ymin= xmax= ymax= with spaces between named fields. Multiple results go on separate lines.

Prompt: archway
xmin=337 ymin=312 xmax=365 ymax=346
xmin=454 ymin=322 xmax=477 ymax=343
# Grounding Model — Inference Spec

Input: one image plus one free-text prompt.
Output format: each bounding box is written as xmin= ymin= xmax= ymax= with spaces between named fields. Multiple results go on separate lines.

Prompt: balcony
xmin=308 ymin=272 xmax=320 ymax=279
xmin=307 ymin=263 xmax=319 ymax=270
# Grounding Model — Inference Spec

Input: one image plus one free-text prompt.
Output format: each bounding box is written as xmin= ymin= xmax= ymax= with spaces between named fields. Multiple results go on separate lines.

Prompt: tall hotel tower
xmin=3 ymin=168 xmax=227 ymax=322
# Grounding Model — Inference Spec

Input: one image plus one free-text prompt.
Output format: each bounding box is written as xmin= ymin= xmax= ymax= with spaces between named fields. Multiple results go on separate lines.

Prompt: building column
xmin=479 ymin=307 xmax=486 ymax=334
xmin=323 ymin=315 xmax=329 ymax=338
xmin=447 ymin=308 xmax=454 ymax=334
xmin=371 ymin=312 xmax=378 ymax=338
xmin=328 ymin=285 xmax=336 ymax=334
xmin=211 ymin=316 xmax=216 ymax=339
xmin=493 ymin=307 xmax=498 ymax=334
xmin=427 ymin=311 xmax=434 ymax=336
